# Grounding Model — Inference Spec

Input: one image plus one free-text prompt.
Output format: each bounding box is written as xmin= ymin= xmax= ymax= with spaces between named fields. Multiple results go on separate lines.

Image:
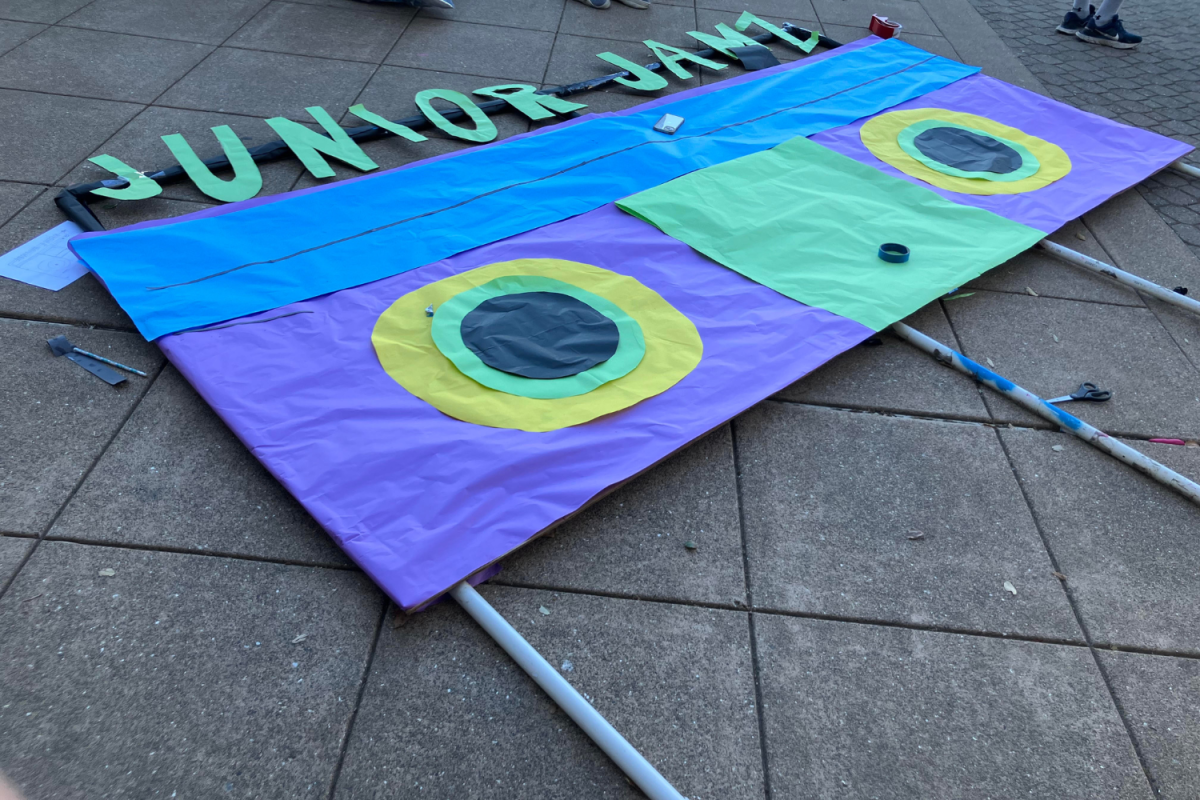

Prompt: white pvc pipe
xmin=1170 ymin=159 xmax=1200 ymax=179
xmin=1037 ymin=240 xmax=1200 ymax=317
xmin=891 ymin=322 xmax=1200 ymax=507
xmin=449 ymin=581 xmax=687 ymax=800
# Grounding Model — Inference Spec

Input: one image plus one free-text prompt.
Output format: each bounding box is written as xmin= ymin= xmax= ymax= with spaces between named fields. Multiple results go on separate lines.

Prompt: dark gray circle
xmin=460 ymin=291 xmax=620 ymax=380
xmin=913 ymin=126 xmax=1023 ymax=174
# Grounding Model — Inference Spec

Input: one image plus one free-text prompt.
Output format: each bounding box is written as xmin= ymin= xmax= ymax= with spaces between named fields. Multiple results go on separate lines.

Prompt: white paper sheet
xmin=0 ymin=221 xmax=89 ymax=291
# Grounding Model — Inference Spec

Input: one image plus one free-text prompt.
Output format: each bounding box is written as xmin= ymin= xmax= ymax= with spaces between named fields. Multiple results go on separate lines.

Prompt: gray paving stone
xmin=0 ymin=27 xmax=213 ymax=103
xmin=60 ymin=0 xmax=271 ymax=45
xmin=737 ymin=403 xmax=1079 ymax=638
xmin=1085 ymin=188 xmax=1200 ymax=300
xmin=944 ymin=290 xmax=1200 ymax=437
xmin=0 ymin=19 xmax=44 ymax=56
xmin=336 ymin=585 xmax=763 ymax=799
xmin=696 ymin=0 xmax=815 ymax=19
xmin=813 ymin=0 xmax=940 ymax=36
xmin=419 ymin=0 xmax=565 ymax=33
xmin=1143 ymin=294 xmax=1200 ymax=376
xmin=0 ymin=318 xmax=162 ymax=534
xmin=1000 ymin=428 xmax=1200 ymax=654
xmin=559 ymin=2 xmax=699 ymax=49
xmin=0 ymin=540 xmax=383 ymax=800
xmin=0 ymin=180 xmax=40 ymax=227
xmin=228 ymin=1 xmax=413 ymax=63
xmin=0 ymin=0 xmax=92 ymax=24
xmin=544 ymin=33 xmax=680 ymax=88
xmin=349 ymin=65 xmax=530 ymax=143
xmin=0 ymin=89 xmax=142 ymax=184
xmin=0 ymin=196 xmax=135 ymax=330
xmin=778 ymin=301 xmax=991 ymax=421
xmin=755 ymin=615 xmax=1153 ymax=799
xmin=925 ymin=0 xmax=1047 ymax=93
xmin=695 ymin=9 xmax=821 ymax=62
xmin=49 ymin=366 xmax=349 ymax=566
xmin=59 ymin=106 xmax=308 ymax=204
xmin=0 ymin=535 xmax=33 ymax=588
xmin=965 ymin=219 xmax=1145 ymax=307
xmin=386 ymin=18 xmax=555 ymax=83
xmin=1098 ymin=650 xmax=1200 ymax=800
xmin=497 ymin=425 xmax=745 ymax=605
xmin=158 ymin=46 xmax=377 ymax=122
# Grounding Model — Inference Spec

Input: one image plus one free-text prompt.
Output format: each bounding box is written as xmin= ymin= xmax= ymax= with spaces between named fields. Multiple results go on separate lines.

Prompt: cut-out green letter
xmin=642 ymin=40 xmax=727 ymax=80
xmin=473 ymin=84 xmax=588 ymax=121
xmin=735 ymin=11 xmax=819 ymax=53
xmin=346 ymin=104 xmax=428 ymax=143
xmin=414 ymin=89 xmax=498 ymax=143
xmin=686 ymin=23 xmax=764 ymax=58
xmin=161 ymin=125 xmax=262 ymax=203
xmin=265 ymin=106 xmax=379 ymax=179
xmin=594 ymin=52 xmax=669 ymax=92
xmin=87 ymin=155 xmax=163 ymax=200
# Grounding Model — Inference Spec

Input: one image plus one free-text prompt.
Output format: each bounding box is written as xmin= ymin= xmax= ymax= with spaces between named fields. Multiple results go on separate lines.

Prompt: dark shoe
xmin=572 ymin=0 xmax=612 ymax=8
xmin=1056 ymin=7 xmax=1092 ymax=34
xmin=1076 ymin=15 xmax=1142 ymax=48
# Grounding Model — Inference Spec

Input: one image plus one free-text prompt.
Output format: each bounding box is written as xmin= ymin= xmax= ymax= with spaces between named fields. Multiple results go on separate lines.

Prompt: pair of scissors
xmin=1046 ymin=382 xmax=1112 ymax=404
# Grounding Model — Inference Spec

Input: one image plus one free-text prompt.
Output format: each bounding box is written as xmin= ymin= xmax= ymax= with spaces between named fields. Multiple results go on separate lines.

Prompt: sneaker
xmin=572 ymin=0 xmax=611 ymax=8
xmin=1055 ymin=7 xmax=1093 ymax=34
xmin=1076 ymin=15 xmax=1142 ymax=48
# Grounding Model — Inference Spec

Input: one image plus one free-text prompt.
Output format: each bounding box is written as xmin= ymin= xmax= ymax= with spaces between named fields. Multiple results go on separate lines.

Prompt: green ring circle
xmin=897 ymin=120 xmax=1041 ymax=182
xmin=431 ymin=275 xmax=646 ymax=399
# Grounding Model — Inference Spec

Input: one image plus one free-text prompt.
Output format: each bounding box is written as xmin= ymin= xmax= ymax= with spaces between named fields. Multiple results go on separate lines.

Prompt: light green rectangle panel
xmin=617 ymin=135 xmax=1044 ymax=331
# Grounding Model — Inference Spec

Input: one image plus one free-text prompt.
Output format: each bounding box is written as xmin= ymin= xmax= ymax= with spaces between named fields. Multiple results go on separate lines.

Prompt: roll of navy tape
xmin=878 ymin=243 xmax=910 ymax=263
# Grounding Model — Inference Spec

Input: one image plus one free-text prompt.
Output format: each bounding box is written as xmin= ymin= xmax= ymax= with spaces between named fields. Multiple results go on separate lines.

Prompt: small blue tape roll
xmin=878 ymin=243 xmax=910 ymax=263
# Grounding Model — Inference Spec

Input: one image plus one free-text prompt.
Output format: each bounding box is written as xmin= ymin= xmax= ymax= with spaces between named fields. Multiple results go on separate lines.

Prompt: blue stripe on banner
xmin=74 ymin=39 xmax=978 ymax=340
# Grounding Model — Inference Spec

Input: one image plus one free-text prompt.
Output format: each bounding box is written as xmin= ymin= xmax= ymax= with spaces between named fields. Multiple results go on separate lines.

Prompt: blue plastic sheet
xmin=73 ymin=39 xmax=977 ymax=340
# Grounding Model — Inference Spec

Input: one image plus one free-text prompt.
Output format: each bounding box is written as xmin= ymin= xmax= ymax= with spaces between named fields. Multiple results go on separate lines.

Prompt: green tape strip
xmin=896 ymin=120 xmax=1041 ymax=182
xmin=430 ymin=275 xmax=646 ymax=399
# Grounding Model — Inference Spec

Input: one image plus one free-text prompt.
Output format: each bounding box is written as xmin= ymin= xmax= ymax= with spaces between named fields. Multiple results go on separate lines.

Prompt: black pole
xmin=54 ymin=24 xmax=840 ymax=232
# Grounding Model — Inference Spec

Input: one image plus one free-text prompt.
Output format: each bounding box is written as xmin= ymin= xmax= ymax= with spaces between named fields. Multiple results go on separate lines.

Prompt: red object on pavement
xmin=1149 ymin=438 xmax=1188 ymax=446
xmin=869 ymin=14 xmax=902 ymax=38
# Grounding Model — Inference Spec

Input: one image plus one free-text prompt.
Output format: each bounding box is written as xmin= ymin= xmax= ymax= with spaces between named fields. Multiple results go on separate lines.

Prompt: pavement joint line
xmin=0 ymin=84 xmax=146 ymax=108
xmin=733 ymin=416 xmax=772 ymax=800
xmin=0 ymin=182 xmax=50 ymax=230
xmin=0 ymin=347 xmax=165 ymax=602
xmin=772 ymin=397 xmax=1200 ymax=442
xmin=990 ymin=424 xmax=1163 ymax=797
xmin=34 ymin=531 xmax=361 ymax=571
xmin=0 ymin=313 xmax=138 ymax=333
xmin=770 ymin=397 xmax=1004 ymax=428
xmin=29 ymin=22 xmax=225 ymax=50
xmin=962 ymin=285 xmax=1146 ymax=308
xmin=1132 ymin=287 xmax=1200 ymax=376
xmin=324 ymin=597 xmax=389 ymax=800
xmin=487 ymin=577 xmax=1125 ymax=652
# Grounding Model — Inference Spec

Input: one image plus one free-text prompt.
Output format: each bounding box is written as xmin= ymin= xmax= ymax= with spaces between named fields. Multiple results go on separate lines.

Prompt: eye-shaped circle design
xmin=430 ymin=275 xmax=646 ymax=400
xmin=860 ymin=109 xmax=1071 ymax=195
xmin=372 ymin=258 xmax=703 ymax=432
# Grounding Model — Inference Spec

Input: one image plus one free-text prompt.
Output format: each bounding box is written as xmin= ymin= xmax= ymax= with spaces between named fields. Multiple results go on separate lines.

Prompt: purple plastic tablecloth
xmin=159 ymin=205 xmax=871 ymax=609
xmin=811 ymin=72 xmax=1194 ymax=233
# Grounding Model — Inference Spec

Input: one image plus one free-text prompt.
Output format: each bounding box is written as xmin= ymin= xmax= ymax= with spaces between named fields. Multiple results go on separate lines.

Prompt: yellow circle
xmin=861 ymin=109 xmax=1071 ymax=195
xmin=372 ymin=259 xmax=703 ymax=432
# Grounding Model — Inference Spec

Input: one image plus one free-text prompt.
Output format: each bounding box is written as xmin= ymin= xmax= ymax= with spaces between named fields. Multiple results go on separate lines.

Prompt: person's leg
xmin=1056 ymin=0 xmax=1093 ymax=34
xmin=1077 ymin=0 xmax=1142 ymax=48
xmin=1093 ymin=0 xmax=1123 ymax=25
